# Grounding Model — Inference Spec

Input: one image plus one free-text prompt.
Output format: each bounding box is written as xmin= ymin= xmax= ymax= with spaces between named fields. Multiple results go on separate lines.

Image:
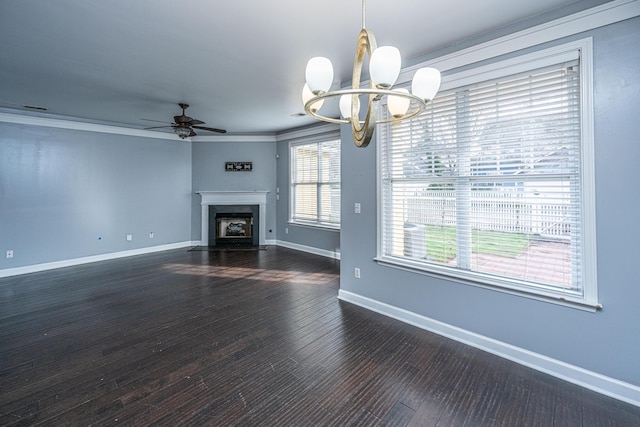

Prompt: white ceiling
xmin=0 ymin=0 xmax=604 ymax=137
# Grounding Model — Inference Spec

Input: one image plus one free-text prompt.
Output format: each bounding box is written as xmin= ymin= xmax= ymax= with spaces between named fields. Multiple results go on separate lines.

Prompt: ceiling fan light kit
xmin=145 ymin=103 xmax=227 ymax=139
xmin=303 ymin=0 xmax=441 ymax=148
xmin=174 ymin=124 xmax=192 ymax=139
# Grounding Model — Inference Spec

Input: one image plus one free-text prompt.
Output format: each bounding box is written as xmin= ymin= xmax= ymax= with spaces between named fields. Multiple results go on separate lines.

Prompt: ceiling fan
xmin=145 ymin=103 xmax=226 ymax=138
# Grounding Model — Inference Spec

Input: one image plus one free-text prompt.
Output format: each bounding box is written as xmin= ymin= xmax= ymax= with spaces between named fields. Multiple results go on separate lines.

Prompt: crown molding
xmin=192 ymin=134 xmax=276 ymax=143
xmin=276 ymin=123 xmax=340 ymax=142
xmin=0 ymin=112 xmax=276 ymax=142
xmin=0 ymin=111 xmax=182 ymax=140
xmin=399 ymin=0 xmax=640 ymax=81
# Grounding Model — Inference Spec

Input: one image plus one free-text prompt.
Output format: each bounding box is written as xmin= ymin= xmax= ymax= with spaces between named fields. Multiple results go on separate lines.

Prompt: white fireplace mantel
xmin=197 ymin=191 xmax=269 ymax=246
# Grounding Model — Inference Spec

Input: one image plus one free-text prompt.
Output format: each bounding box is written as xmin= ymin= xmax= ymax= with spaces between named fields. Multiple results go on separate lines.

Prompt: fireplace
xmin=197 ymin=191 xmax=268 ymax=247
xmin=209 ymin=205 xmax=259 ymax=247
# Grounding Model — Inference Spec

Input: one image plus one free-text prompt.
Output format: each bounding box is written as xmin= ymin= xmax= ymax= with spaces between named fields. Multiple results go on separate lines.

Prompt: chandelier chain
xmin=362 ymin=0 xmax=366 ymax=29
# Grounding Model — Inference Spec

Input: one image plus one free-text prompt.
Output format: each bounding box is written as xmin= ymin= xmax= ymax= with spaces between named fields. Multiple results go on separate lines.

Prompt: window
xmin=378 ymin=41 xmax=598 ymax=308
xmin=290 ymin=137 xmax=341 ymax=228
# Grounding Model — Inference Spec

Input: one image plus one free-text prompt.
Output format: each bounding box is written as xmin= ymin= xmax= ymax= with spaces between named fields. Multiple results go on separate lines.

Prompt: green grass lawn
xmin=423 ymin=224 xmax=531 ymax=263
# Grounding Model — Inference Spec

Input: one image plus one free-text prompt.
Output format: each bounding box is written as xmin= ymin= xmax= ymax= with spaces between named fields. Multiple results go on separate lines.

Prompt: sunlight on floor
xmin=161 ymin=264 xmax=338 ymax=285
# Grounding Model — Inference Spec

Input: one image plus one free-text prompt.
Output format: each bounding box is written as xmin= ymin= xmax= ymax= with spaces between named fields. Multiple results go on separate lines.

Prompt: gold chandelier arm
xmin=350 ymin=28 xmax=377 ymax=147
xmin=304 ymin=89 xmax=427 ymax=124
xmin=352 ymin=105 xmax=375 ymax=147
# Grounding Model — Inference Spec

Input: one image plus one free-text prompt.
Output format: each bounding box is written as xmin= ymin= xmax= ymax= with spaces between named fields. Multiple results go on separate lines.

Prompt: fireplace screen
xmin=216 ymin=215 xmax=253 ymax=239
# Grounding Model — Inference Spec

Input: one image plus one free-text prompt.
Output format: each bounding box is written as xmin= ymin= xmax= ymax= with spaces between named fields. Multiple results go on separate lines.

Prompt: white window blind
xmin=379 ymin=46 xmax=596 ymax=306
xmin=290 ymin=138 xmax=341 ymax=228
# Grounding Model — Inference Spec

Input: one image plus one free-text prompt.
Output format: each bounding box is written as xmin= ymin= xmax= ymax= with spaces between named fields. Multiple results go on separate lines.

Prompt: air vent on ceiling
xmin=23 ymin=105 xmax=48 ymax=111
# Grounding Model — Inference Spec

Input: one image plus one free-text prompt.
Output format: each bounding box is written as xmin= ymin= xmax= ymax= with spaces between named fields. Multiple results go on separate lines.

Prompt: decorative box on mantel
xmin=197 ymin=191 xmax=269 ymax=246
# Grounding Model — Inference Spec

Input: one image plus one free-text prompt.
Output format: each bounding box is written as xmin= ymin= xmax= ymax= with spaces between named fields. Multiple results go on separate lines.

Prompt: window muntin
xmin=290 ymin=138 xmax=341 ymax=228
xmin=379 ymin=44 xmax=596 ymax=307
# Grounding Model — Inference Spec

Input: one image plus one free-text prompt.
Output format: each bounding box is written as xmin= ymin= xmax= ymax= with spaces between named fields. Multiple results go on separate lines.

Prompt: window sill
xmin=374 ymin=256 xmax=602 ymax=313
xmin=289 ymin=221 xmax=340 ymax=232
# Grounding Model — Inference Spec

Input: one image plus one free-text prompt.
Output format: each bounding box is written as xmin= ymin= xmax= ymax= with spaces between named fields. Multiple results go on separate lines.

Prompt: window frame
xmin=289 ymin=136 xmax=341 ymax=230
xmin=376 ymin=39 xmax=599 ymax=310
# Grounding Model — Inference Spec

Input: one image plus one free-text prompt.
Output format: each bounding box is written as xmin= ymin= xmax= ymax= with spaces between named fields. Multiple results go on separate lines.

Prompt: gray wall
xmin=190 ymin=140 xmax=277 ymax=243
xmin=339 ymin=16 xmax=640 ymax=388
xmin=0 ymin=123 xmax=192 ymax=269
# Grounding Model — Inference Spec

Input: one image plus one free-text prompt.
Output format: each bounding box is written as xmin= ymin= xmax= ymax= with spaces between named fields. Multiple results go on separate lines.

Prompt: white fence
xmin=405 ymin=190 xmax=571 ymax=237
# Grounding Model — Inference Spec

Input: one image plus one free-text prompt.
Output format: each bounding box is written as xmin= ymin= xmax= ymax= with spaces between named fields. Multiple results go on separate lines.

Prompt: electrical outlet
xmin=355 ymin=267 xmax=361 ymax=278
xmin=285 ymin=227 xmax=289 ymax=234
xmin=126 ymin=234 xmax=133 ymax=241
xmin=149 ymin=232 xmax=154 ymax=239
xmin=355 ymin=202 xmax=361 ymax=214
xmin=6 ymin=250 xmax=14 ymax=259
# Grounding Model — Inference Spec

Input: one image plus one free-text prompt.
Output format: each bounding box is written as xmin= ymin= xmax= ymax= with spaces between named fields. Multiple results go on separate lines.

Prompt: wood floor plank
xmin=1 ymin=247 xmax=638 ymax=426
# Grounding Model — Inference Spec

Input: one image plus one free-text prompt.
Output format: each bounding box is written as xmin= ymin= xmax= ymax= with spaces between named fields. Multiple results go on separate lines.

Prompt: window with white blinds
xmin=290 ymin=138 xmax=341 ymax=228
xmin=379 ymin=42 xmax=598 ymax=307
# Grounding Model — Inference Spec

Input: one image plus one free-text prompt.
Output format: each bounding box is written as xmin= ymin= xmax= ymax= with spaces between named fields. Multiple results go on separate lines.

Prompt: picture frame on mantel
xmin=225 ymin=162 xmax=252 ymax=172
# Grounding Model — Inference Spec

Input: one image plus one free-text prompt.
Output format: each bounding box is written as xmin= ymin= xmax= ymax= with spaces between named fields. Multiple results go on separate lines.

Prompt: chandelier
xmin=303 ymin=0 xmax=441 ymax=148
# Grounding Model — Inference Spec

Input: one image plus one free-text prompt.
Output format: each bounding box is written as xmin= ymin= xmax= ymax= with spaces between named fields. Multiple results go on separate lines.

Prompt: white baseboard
xmin=0 ymin=239 xmax=325 ymax=279
xmin=276 ymin=240 xmax=340 ymax=260
xmin=338 ymin=289 xmax=640 ymax=408
xmin=0 ymin=241 xmax=199 ymax=278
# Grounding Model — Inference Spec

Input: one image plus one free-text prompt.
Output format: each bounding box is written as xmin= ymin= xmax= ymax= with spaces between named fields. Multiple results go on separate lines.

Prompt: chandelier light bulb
xmin=302 ymin=83 xmax=324 ymax=112
xmin=305 ymin=57 xmax=334 ymax=95
xmin=387 ymin=88 xmax=411 ymax=118
xmin=411 ymin=67 xmax=441 ymax=101
xmin=369 ymin=46 xmax=401 ymax=89
xmin=339 ymin=94 xmax=360 ymax=120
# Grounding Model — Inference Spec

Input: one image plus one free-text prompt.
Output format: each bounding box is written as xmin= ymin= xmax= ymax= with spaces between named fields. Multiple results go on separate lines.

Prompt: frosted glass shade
xmin=175 ymin=126 xmax=191 ymax=139
xmin=370 ymin=46 xmax=401 ymax=89
xmin=302 ymin=83 xmax=324 ymax=112
xmin=305 ymin=57 xmax=334 ymax=95
xmin=339 ymin=94 xmax=360 ymax=120
xmin=412 ymin=67 xmax=441 ymax=101
xmin=387 ymin=88 xmax=410 ymax=118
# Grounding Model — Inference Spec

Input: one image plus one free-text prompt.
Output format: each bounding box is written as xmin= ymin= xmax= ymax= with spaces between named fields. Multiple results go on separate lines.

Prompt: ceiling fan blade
xmin=190 ymin=119 xmax=205 ymax=125
xmin=192 ymin=125 xmax=227 ymax=134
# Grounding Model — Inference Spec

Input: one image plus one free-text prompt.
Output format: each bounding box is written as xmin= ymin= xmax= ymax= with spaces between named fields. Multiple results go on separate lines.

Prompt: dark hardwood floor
xmin=1 ymin=247 xmax=639 ymax=426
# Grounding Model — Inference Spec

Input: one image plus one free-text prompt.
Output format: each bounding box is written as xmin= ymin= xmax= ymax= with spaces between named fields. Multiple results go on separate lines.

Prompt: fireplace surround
xmin=197 ymin=191 xmax=268 ymax=247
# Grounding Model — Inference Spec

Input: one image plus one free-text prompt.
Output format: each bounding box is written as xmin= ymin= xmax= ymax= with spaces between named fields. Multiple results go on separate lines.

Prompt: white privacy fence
xmin=405 ymin=189 xmax=571 ymax=238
